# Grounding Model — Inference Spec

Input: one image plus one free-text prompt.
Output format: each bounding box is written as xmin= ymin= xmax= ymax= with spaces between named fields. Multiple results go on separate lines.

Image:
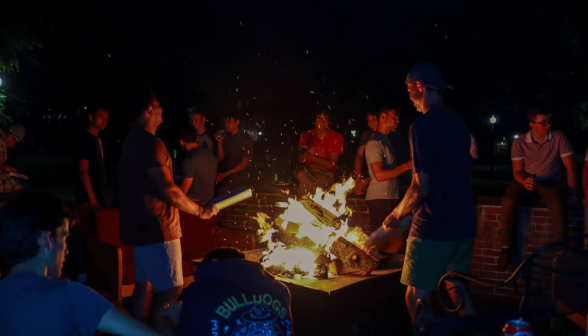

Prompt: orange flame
xmin=256 ymin=177 xmax=370 ymax=278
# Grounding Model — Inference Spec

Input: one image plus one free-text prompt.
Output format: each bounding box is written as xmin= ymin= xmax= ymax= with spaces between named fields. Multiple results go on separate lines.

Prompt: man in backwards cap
xmin=0 ymin=124 xmax=27 ymax=193
xmin=382 ymin=63 xmax=477 ymax=327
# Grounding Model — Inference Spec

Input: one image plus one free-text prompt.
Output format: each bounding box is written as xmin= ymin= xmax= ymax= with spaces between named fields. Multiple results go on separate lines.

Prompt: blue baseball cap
xmin=405 ymin=62 xmax=453 ymax=90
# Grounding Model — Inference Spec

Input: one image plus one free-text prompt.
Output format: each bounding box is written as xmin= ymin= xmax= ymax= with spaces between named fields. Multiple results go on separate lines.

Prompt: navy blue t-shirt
xmin=408 ymin=107 xmax=476 ymax=241
xmin=0 ymin=271 xmax=113 ymax=336
xmin=180 ymin=259 xmax=293 ymax=336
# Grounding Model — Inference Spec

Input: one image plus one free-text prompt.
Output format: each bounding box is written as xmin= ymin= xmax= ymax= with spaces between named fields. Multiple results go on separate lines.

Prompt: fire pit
xmin=255 ymin=178 xmax=382 ymax=279
xmin=241 ymin=249 xmax=408 ymax=335
xmin=192 ymin=180 xmax=411 ymax=334
xmin=249 ymin=179 xmax=410 ymax=335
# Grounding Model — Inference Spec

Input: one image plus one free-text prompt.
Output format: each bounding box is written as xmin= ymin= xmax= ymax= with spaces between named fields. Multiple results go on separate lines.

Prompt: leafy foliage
xmin=0 ymin=22 xmax=43 ymax=73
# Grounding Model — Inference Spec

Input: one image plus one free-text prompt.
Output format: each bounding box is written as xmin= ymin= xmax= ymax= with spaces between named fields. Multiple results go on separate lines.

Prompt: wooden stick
xmin=212 ymin=188 xmax=253 ymax=210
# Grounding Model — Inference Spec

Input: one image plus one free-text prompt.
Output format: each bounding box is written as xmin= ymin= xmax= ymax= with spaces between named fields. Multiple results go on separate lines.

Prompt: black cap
xmin=405 ymin=62 xmax=453 ymax=89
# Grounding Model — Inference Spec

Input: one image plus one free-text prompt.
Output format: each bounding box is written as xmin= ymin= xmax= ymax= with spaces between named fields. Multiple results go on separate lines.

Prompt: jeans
xmin=294 ymin=164 xmax=334 ymax=198
xmin=500 ymin=180 xmax=568 ymax=247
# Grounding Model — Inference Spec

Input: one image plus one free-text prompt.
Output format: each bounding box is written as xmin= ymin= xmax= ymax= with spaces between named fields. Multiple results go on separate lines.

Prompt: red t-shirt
xmin=299 ymin=129 xmax=344 ymax=175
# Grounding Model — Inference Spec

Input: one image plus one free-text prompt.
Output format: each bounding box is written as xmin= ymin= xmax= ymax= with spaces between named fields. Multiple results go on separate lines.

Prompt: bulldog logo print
xmin=232 ymin=304 xmax=279 ymax=336
xmin=212 ymin=293 xmax=292 ymax=336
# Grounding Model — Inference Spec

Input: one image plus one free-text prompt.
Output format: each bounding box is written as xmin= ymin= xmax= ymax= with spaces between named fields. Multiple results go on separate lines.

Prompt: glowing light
xmin=256 ymin=178 xmax=360 ymax=278
xmin=514 ymin=134 xmax=519 ymax=139
xmin=490 ymin=115 xmax=497 ymax=124
xmin=0 ymin=77 xmax=2 ymax=87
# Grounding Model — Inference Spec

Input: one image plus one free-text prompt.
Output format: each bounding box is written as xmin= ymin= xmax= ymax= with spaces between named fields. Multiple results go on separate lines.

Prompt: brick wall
xmin=217 ymin=192 xmax=585 ymax=304
xmin=470 ymin=205 xmax=585 ymax=304
xmin=216 ymin=192 xmax=371 ymax=233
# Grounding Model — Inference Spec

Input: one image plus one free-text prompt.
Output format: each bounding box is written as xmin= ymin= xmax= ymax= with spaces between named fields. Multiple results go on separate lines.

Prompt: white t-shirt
xmin=365 ymin=133 xmax=399 ymax=200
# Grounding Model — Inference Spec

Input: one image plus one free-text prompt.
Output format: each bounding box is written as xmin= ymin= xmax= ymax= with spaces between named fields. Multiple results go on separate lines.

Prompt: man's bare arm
xmin=382 ymin=173 xmax=430 ymax=231
xmin=369 ymin=161 xmax=412 ymax=182
xmin=178 ymin=178 xmax=193 ymax=195
xmin=222 ymin=158 xmax=250 ymax=176
xmin=148 ymin=167 xmax=217 ymax=219
xmin=97 ymin=308 xmax=161 ymax=336
xmin=298 ymin=146 xmax=309 ymax=163
xmin=512 ymin=160 xmax=529 ymax=186
xmin=0 ymin=161 xmax=16 ymax=172
xmin=79 ymin=160 xmax=100 ymax=207
xmin=217 ymin=140 xmax=225 ymax=162
xmin=562 ymin=155 xmax=577 ymax=195
xmin=354 ymin=145 xmax=366 ymax=177
xmin=308 ymin=152 xmax=340 ymax=170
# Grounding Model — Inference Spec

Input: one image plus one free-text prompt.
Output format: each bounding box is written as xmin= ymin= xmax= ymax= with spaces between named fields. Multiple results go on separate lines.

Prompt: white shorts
xmin=133 ymin=239 xmax=184 ymax=291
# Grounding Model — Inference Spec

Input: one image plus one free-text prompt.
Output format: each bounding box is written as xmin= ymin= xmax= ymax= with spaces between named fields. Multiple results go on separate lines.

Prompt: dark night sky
xmin=2 ymin=0 xmax=588 ymax=180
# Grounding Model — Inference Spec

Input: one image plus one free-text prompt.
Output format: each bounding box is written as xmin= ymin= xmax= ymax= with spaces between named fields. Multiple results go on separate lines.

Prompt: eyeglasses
xmin=315 ymin=118 xmax=329 ymax=122
xmin=532 ymin=120 xmax=551 ymax=126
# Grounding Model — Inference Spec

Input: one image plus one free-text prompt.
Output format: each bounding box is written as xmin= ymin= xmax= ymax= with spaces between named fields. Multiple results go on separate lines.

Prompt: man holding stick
xmin=119 ymin=90 xmax=218 ymax=327
xmin=383 ymin=63 xmax=477 ymax=328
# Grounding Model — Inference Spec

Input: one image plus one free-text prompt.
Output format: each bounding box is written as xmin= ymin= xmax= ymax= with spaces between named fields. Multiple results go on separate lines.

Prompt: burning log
xmin=270 ymin=217 xmax=318 ymax=252
xmin=272 ymin=225 xmax=317 ymax=251
xmin=265 ymin=265 xmax=308 ymax=279
xmin=299 ymin=198 xmax=341 ymax=230
xmin=329 ymin=237 xmax=379 ymax=276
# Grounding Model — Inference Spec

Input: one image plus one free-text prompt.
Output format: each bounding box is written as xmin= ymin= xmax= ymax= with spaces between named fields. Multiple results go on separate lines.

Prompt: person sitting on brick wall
xmin=295 ymin=109 xmax=344 ymax=197
xmin=498 ymin=106 xmax=578 ymax=271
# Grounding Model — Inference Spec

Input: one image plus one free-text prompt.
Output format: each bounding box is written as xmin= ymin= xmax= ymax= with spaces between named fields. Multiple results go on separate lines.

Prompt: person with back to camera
xmin=157 ymin=247 xmax=294 ymax=336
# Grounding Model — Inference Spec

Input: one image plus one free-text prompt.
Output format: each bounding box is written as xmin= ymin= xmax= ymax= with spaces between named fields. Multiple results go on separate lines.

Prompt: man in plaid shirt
xmin=0 ymin=124 xmax=26 ymax=194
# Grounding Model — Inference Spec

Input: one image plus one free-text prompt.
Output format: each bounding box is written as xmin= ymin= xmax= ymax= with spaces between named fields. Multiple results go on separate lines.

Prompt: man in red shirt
xmin=295 ymin=110 xmax=344 ymax=197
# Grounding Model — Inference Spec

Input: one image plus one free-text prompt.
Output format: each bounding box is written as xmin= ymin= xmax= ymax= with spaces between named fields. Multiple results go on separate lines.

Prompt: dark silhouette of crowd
xmin=0 ymin=62 xmax=586 ymax=335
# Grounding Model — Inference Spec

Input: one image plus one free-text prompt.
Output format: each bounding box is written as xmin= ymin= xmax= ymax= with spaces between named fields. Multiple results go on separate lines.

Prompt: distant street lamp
xmin=490 ymin=115 xmax=497 ymax=178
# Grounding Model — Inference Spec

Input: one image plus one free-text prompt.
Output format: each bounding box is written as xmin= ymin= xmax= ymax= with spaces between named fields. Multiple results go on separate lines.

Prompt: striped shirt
xmin=511 ymin=130 xmax=573 ymax=181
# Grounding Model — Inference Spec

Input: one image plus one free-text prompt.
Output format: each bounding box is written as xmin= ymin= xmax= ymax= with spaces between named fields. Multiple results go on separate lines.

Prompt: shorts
xmin=400 ymin=236 xmax=474 ymax=291
xmin=133 ymin=239 xmax=184 ymax=291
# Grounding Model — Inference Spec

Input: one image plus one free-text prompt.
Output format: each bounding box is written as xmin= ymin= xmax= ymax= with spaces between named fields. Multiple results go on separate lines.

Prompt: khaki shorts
xmin=400 ymin=236 xmax=474 ymax=291
xmin=133 ymin=239 xmax=184 ymax=291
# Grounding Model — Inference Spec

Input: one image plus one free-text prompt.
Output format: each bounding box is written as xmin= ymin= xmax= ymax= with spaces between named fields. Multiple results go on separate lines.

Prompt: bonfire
xmin=255 ymin=178 xmax=379 ymax=279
